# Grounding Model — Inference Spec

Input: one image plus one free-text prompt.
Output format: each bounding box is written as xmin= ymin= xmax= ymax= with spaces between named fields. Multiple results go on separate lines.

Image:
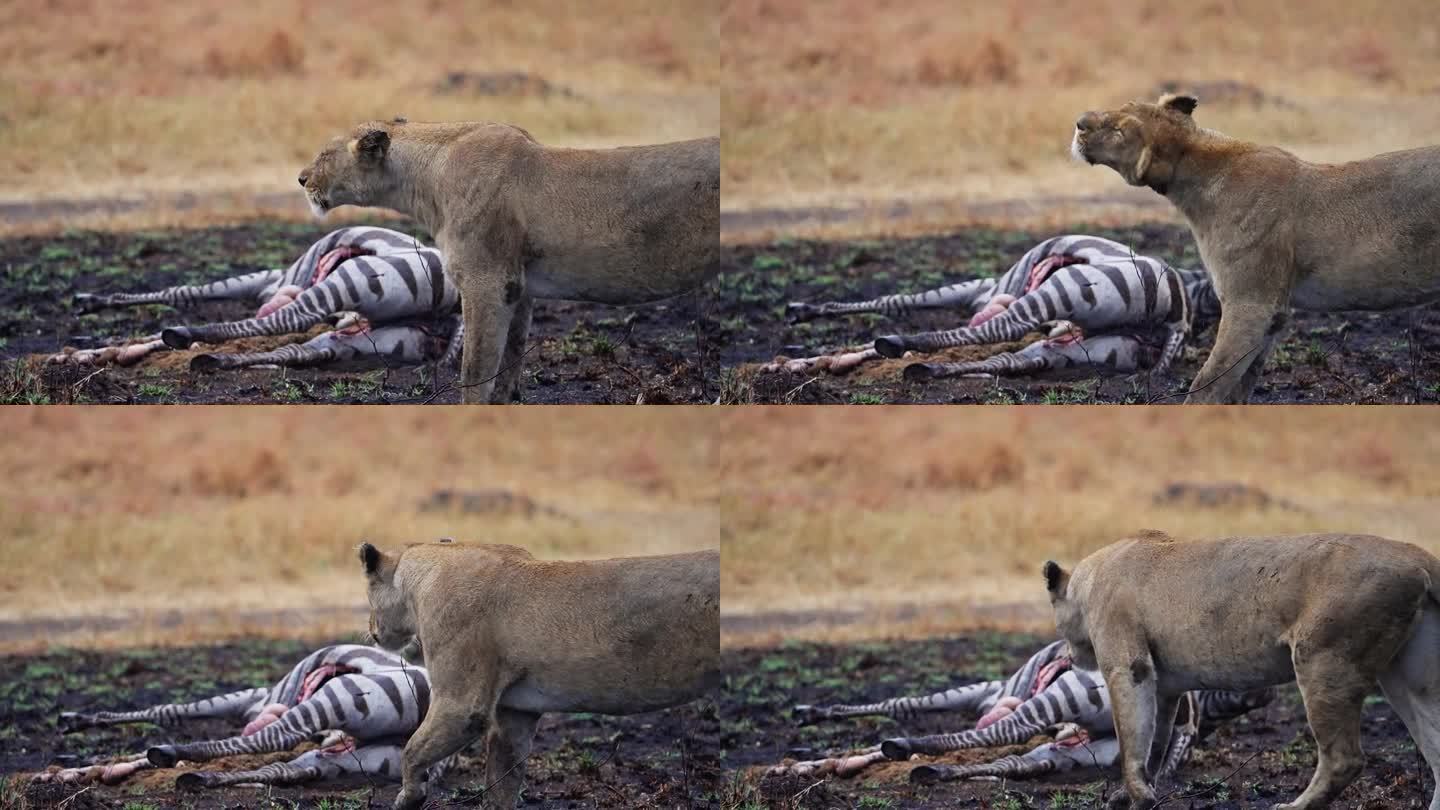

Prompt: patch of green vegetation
xmin=847 ymin=392 xmax=886 ymax=405
xmin=135 ymin=382 xmax=173 ymax=399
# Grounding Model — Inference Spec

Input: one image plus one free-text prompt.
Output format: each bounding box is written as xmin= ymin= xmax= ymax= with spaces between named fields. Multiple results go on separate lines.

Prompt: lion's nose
xmin=1075 ymin=113 xmax=1099 ymax=131
xmin=297 ymin=172 xmax=309 ymax=188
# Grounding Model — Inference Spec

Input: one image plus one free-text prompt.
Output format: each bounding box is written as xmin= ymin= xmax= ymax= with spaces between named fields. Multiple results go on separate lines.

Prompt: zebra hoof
xmin=791 ymin=705 xmax=825 ymax=725
xmin=873 ymin=336 xmax=907 ymax=358
xmin=879 ymin=738 xmax=912 ymax=760
xmin=147 ymin=745 xmax=179 ymax=768
xmin=189 ymin=354 xmax=222 ymax=373
xmin=902 ymin=363 xmax=936 ymax=382
xmin=908 ymin=764 xmax=948 ymax=784
xmin=71 ymin=293 xmax=103 ymax=314
xmin=175 ymin=772 xmax=208 ymax=791
xmin=57 ymin=712 xmax=84 ymax=733
xmin=785 ymin=302 xmax=817 ymax=322
xmin=161 ymin=328 xmax=196 ymax=349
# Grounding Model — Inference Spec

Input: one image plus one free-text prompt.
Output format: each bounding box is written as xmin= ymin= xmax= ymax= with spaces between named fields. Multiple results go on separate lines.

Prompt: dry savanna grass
xmin=718 ymin=407 xmax=1440 ymax=647
xmin=722 ymin=0 xmax=1440 ymax=233
xmin=0 ymin=0 xmax=718 ymax=234
xmin=0 ymin=408 xmax=719 ymax=653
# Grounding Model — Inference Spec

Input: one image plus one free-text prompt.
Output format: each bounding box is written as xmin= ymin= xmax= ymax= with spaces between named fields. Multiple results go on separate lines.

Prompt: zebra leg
xmin=32 ymin=754 xmax=154 ymax=786
xmin=880 ymin=669 xmax=1109 ymax=760
xmin=905 ymin=334 xmax=1146 ymax=381
xmin=768 ymin=746 xmax=887 ymax=779
xmin=1154 ymin=693 xmax=1199 ymax=783
xmin=146 ymin=693 xmax=329 ymax=767
xmin=73 ymin=270 xmax=283 ymax=313
xmin=189 ymin=324 xmax=431 ymax=372
xmin=161 ymin=274 xmax=355 ymax=349
xmin=910 ymin=731 xmax=1121 ymax=784
xmin=482 ymin=708 xmax=541 ymax=809
xmin=175 ymin=739 xmax=403 ymax=790
xmin=759 ymin=345 xmax=883 ymax=376
xmin=59 ymin=687 xmax=268 ymax=732
xmin=492 ymin=295 xmax=532 ymax=404
xmin=47 ymin=338 xmax=170 ymax=368
xmin=793 ymin=679 xmax=1004 ymax=724
xmin=873 ymin=303 xmax=1046 ymax=358
xmin=786 ymin=279 xmax=995 ymax=321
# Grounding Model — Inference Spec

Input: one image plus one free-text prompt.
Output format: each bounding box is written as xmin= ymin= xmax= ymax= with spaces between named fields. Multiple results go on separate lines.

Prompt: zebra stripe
xmin=188 ymin=321 xmax=450 ymax=373
xmin=794 ymin=640 xmax=1068 ymax=723
xmin=162 ymin=234 xmax=454 ymax=349
xmin=59 ymin=687 xmax=269 ymax=731
xmin=904 ymin=334 xmax=1157 ymax=380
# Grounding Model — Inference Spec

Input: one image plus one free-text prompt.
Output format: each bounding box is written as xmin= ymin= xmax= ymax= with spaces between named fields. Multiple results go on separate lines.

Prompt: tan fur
xmin=301 ymin=119 xmax=720 ymax=403
xmin=1045 ymin=531 xmax=1440 ymax=810
xmin=1072 ymin=94 xmax=1440 ymax=403
xmin=358 ymin=540 xmax=719 ymax=810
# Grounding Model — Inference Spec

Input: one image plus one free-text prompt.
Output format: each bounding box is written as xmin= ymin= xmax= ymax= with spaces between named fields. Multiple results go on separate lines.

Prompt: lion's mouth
xmin=306 ymin=192 xmax=330 ymax=217
xmin=1069 ymin=130 xmax=1093 ymax=165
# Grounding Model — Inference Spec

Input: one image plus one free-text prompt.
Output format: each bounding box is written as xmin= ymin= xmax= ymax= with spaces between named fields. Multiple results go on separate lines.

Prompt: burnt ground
xmin=720 ymin=633 xmax=1432 ymax=809
xmin=0 ymin=220 xmax=719 ymax=404
xmin=1 ymin=639 xmax=721 ymax=809
xmin=716 ymin=224 xmax=1440 ymax=404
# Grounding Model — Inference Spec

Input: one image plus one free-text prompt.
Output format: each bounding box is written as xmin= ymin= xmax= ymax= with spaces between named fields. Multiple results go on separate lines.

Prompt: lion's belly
xmin=524 ymin=248 xmax=720 ymax=305
xmin=1291 ymin=265 xmax=1440 ymax=312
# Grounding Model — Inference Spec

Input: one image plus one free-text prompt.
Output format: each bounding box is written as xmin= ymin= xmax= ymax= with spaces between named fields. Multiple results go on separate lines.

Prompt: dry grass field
xmin=718 ymin=407 xmax=1440 ymax=647
xmin=0 ymin=407 xmax=720 ymax=652
xmin=0 ymin=0 xmax=718 ymax=234
xmin=721 ymin=0 xmax=1440 ymax=238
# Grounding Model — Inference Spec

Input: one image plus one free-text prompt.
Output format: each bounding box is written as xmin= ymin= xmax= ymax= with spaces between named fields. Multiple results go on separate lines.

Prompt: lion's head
xmin=1071 ymin=94 xmax=1200 ymax=191
xmin=1043 ymin=559 xmax=1097 ymax=670
xmin=357 ymin=541 xmax=416 ymax=651
xmin=299 ymin=118 xmax=408 ymax=217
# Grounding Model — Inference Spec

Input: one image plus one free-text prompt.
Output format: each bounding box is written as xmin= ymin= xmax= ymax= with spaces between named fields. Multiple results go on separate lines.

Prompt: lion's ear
xmin=1157 ymin=93 xmax=1198 ymax=116
xmin=353 ymin=129 xmax=390 ymax=163
xmin=359 ymin=542 xmax=383 ymax=576
xmin=1043 ymin=560 xmax=1070 ymax=597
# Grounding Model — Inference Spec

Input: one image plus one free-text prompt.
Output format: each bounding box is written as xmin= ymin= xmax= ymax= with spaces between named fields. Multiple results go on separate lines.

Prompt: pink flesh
xmin=243 ymin=703 xmax=289 ymax=736
xmin=1031 ymin=656 xmax=1072 ymax=697
xmin=321 ymin=735 xmax=358 ymax=755
xmin=335 ymin=318 xmax=372 ymax=337
xmin=255 ymin=286 xmax=302 ymax=318
xmin=316 ymin=246 xmax=371 ymax=284
xmin=1024 ymin=254 xmax=1086 ymax=294
xmin=1056 ymin=727 xmax=1092 ymax=749
xmin=976 ymin=696 xmax=1022 ymax=729
xmin=299 ymin=663 xmax=360 ymax=702
xmin=1043 ymin=330 xmax=1084 ymax=347
xmin=968 ymin=294 xmax=1016 ymax=327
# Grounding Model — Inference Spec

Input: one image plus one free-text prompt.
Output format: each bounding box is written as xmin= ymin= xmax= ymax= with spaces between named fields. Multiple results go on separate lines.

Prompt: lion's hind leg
xmin=1378 ymin=604 xmax=1440 ymax=810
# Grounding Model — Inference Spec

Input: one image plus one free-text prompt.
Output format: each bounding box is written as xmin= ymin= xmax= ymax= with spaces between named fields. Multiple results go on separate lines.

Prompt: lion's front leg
xmin=453 ymin=275 xmax=519 ymax=405
xmin=394 ymin=694 xmax=476 ymax=810
xmin=1185 ymin=300 xmax=1287 ymax=404
xmin=1099 ymin=650 xmax=1160 ymax=810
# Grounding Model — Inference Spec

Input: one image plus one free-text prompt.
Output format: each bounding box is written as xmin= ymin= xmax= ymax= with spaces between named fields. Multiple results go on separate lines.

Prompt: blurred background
xmin=718 ymin=407 xmax=1440 ymax=647
xmin=0 ymin=0 xmax=718 ymax=235
xmin=721 ymin=0 xmax=1440 ymax=239
xmin=0 ymin=407 xmax=719 ymax=652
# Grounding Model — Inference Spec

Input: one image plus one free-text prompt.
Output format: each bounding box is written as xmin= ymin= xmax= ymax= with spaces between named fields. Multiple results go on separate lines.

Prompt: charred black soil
xmin=716 ymin=224 xmax=1440 ymax=404
xmin=720 ymin=633 xmax=1431 ymax=809
xmin=0 ymin=220 xmax=718 ymax=404
xmin=2 ymin=639 xmax=720 ymax=809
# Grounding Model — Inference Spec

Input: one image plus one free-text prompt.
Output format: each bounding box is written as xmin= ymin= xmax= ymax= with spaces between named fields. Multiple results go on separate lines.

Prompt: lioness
xmin=299 ymin=120 xmax=720 ymax=403
xmin=1071 ymin=94 xmax=1440 ymax=403
xmin=358 ymin=540 xmax=720 ymax=810
xmin=1044 ymin=530 xmax=1440 ymax=810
